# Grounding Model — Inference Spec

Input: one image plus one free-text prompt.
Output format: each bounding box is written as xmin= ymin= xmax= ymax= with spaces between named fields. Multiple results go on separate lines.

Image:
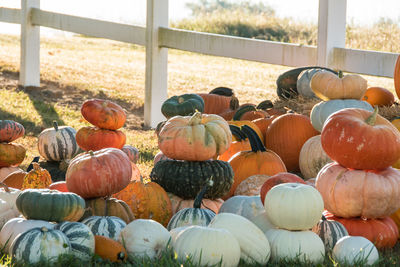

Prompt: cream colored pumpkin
xmin=169 ymin=226 xmax=189 ymax=246
xmin=208 ymin=213 xmax=270 ymax=265
xmin=0 ymin=182 xmax=20 ymax=209
xmin=299 ymin=135 xmax=332 ymax=179
xmin=266 ymin=228 xmax=325 ymax=264
xmin=234 ymin=174 xmax=270 ymax=196
xmin=264 ymin=183 xmax=324 ymax=231
xmin=333 ymin=236 xmax=379 ymax=265
xmin=249 ymin=211 xmax=276 ymax=234
xmin=173 ymin=226 xmax=241 ymax=267
xmin=0 ymin=199 xmax=20 ymax=229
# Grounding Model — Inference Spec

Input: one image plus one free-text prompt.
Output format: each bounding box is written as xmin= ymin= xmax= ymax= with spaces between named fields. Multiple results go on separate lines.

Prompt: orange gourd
xmin=94 ymin=235 xmax=127 ymax=262
xmin=76 ymin=126 xmax=126 ymax=151
xmin=21 ymin=162 xmax=52 ymax=190
xmin=362 ymin=86 xmax=394 ymax=107
xmin=0 ymin=143 xmax=26 ymax=167
xmin=81 ymin=99 xmax=126 ymax=130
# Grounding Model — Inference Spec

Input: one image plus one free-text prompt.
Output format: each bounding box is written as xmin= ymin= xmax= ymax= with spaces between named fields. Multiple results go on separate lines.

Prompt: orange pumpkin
xmin=362 ymin=86 xmax=394 ymax=107
xmin=252 ymin=116 xmax=277 ymax=136
xmin=121 ymin=145 xmax=139 ymax=164
xmin=223 ymin=125 xmax=287 ymax=200
xmin=391 ymin=117 xmax=400 ymax=169
xmin=218 ymin=97 xmax=240 ymax=121
xmin=82 ymin=197 xmax=135 ymax=223
xmin=394 ymin=54 xmax=400 ymax=100
xmin=217 ymin=125 xmax=251 ymax=162
xmin=48 ymin=181 xmax=68 ymax=192
xmin=3 ymin=169 xmax=26 ymax=189
xmin=233 ymin=105 xmax=269 ymax=121
xmin=76 ymin=126 xmax=126 ymax=151
xmin=81 ymin=99 xmax=126 ymax=130
xmin=167 ymin=193 xmax=223 ymax=214
xmin=265 ymin=113 xmax=319 ymax=172
xmin=21 ymin=162 xmax=52 ymax=190
xmin=0 ymin=166 xmax=22 ymax=182
xmin=0 ymin=143 xmax=26 ymax=167
xmin=198 ymin=87 xmax=237 ymax=115
xmin=112 ymin=177 xmax=172 ymax=227
xmin=0 ymin=120 xmax=25 ymax=143
xmin=94 ymin=235 xmax=127 ymax=262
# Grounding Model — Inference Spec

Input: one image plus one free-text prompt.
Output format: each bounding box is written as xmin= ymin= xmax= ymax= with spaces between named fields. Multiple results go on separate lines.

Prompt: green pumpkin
xmin=16 ymin=189 xmax=85 ymax=222
xmin=150 ymin=159 xmax=233 ymax=199
xmin=161 ymin=93 xmax=205 ymax=119
xmin=81 ymin=216 xmax=126 ymax=241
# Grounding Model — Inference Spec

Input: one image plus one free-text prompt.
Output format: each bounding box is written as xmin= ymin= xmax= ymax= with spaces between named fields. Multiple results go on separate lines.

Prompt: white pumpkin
xmin=119 ymin=219 xmax=171 ymax=260
xmin=264 ymin=183 xmax=324 ymax=231
xmin=173 ymin=226 xmax=241 ymax=267
xmin=249 ymin=211 xmax=276 ymax=234
xmin=169 ymin=226 xmax=189 ymax=246
xmin=0 ymin=199 xmax=20 ymax=229
xmin=333 ymin=236 xmax=379 ymax=265
xmin=218 ymin=195 xmax=264 ymax=221
xmin=0 ymin=182 xmax=20 ymax=205
xmin=266 ymin=228 xmax=325 ymax=264
xmin=299 ymin=135 xmax=332 ymax=179
xmin=208 ymin=213 xmax=270 ymax=265
xmin=0 ymin=217 xmax=54 ymax=254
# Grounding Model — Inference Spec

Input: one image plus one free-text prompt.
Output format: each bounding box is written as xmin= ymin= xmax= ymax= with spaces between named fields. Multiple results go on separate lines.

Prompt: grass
xmin=0 ymin=12 xmax=400 ymax=266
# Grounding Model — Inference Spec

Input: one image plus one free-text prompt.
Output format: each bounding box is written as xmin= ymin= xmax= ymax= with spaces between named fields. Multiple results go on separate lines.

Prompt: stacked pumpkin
xmin=316 ymin=107 xmax=400 ymax=249
xmin=0 ymin=120 xmax=26 ymax=175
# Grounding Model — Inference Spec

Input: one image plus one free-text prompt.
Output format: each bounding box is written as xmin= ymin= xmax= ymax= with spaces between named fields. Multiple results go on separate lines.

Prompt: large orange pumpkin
xmin=394 ymin=54 xmax=400 ymax=100
xmin=362 ymin=86 xmax=395 ymax=107
xmin=66 ymin=148 xmax=132 ymax=199
xmin=265 ymin=113 xmax=319 ymax=172
xmin=224 ymin=125 xmax=287 ymax=200
xmin=217 ymin=125 xmax=251 ymax=162
xmin=167 ymin=193 xmax=223 ymax=215
xmin=321 ymin=108 xmax=400 ymax=170
xmin=252 ymin=116 xmax=277 ymax=137
xmin=76 ymin=126 xmax=126 ymax=151
xmin=81 ymin=99 xmax=126 ymax=130
xmin=0 ymin=143 xmax=26 ymax=167
xmin=112 ymin=178 xmax=172 ymax=227
xmin=0 ymin=120 xmax=25 ymax=143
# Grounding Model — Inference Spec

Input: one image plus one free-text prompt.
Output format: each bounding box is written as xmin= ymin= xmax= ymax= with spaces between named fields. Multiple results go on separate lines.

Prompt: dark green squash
xmin=161 ymin=93 xmax=205 ymax=119
xmin=150 ymin=159 xmax=233 ymax=199
xmin=209 ymin=87 xmax=234 ymax=96
xmin=16 ymin=189 xmax=85 ymax=222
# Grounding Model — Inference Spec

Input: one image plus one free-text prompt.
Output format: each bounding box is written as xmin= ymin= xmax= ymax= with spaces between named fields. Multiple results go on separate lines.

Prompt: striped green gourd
xmin=55 ymin=221 xmax=95 ymax=261
xmin=11 ymin=227 xmax=71 ymax=264
xmin=16 ymin=189 xmax=85 ymax=222
xmin=167 ymin=183 xmax=216 ymax=230
xmin=37 ymin=121 xmax=80 ymax=161
xmin=81 ymin=216 xmax=126 ymax=241
xmin=312 ymin=215 xmax=349 ymax=250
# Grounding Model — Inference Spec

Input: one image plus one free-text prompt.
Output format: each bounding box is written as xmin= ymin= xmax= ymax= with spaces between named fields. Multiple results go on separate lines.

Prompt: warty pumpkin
xmin=0 ymin=143 xmax=26 ymax=167
xmin=0 ymin=120 xmax=25 ymax=143
xmin=21 ymin=162 xmax=52 ymax=190
xmin=363 ymin=86 xmax=395 ymax=107
xmin=81 ymin=99 xmax=126 ymax=130
xmin=76 ymin=126 xmax=126 ymax=151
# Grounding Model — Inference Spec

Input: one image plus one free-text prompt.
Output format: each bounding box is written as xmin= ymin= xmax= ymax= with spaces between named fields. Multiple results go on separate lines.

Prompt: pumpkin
xmin=0 ymin=198 xmax=20 ymax=230
xmin=363 ymin=86 xmax=395 ymax=107
xmin=48 ymin=181 xmax=68 ymax=192
xmin=391 ymin=117 xmax=400 ymax=169
xmin=198 ymin=87 xmax=238 ymax=115
xmin=55 ymin=221 xmax=95 ymax=260
xmin=81 ymin=197 xmax=135 ymax=224
xmin=66 ymin=148 xmax=132 ymax=199
xmin=249 ymin=211 xmax=276 ymax=233
xmin=296 ymin=68 xmax=323 ymax=98
xmin=265 ymin=113 xmax=319 ymax=172
xmin=37 ymin=121 xmax=80 ymax=161
xmin=228 ymin=120 xmax=264 ymax=144
xmin=332 ymin=236 xmax=379 ymax=266
xmin=219 ymin=195 xmax=265 ymax=221
xmin=82 ymin=216 xmax=126 ymax=240
xmin=311 ymin=70 xmax=368 ymax=100
xmin=299 ymin=135 xmax=332 ymax=179
xmin=112 ymin=178 xmax=172 ymax=226
xmin=0 ymin=166 xmax=22 ymax=182
xmin=217 ymin=125 xmax=251 ymax=162
xmin=260 ymin=172 xmax=306 ymax=205
xmin=158 ymin=112 xmax=231 ymax=161
xmin=167 ymin=193 xmax=223 ymax=215
xmin=393 ymin=54 xmax=400 ymax=100
xmin=21 ymin=162 xmax=52 ymax=190
xmin=321 ymin=108 xmax=400 ymax=170
xmin=218 ymin=95 xmax=240 ymax=121
xmin=234 ymin=174 xmax=270 ymax=196
xmin=76 ymin=126 xmax=126 ymax=151
xmin=0 ymin=143 xmax=26 ymax=167
xmin=173 ymin=226 xmax=241 ymax=267
xmin=150 ymin=159 xmax=234 ymax=199
xmin=94 ymin=235 xmax=127 ymax=262
xmin=233 ymin=105 xmax=269 ymax=121
xmin=0 ymin=120 xmax=25 ymax=143
xmin=0 ymin=182 xmax=21 ymax=208
xmin=310 ymin=99 xmax=373 ymax=132
xmin=252 ymin=116 xmax=276 ymax=137
xmin=161 ymin=93 xmax=205 ymax=118
xmin=2 ymin=170 xmax=26 ymax=189
xmin=311 ymin=215 xmax=348 ymax=251
xmin=16 ymin=189 xmax=85 ymax=222
xmin=224 ymin=125 xmax=287 ymax=199
xmin=81 ymin=99 xmax=126 ymax=130
xmin=316 ymin=162 xmax=400 ymax=218
xmin=167 ymin=183 xmax=216 ymax=230
xmin=390 ymin=207 xmax=400 ymax=237
xmin=119 ymin=219 xmax=171 ymax=260
xmin=264 ymin=183 xmax=324 ymax=231
xmin=266 ymin=228 xmax=325 ymax=264
xmin=121 ymin=145 xmax=139 ymax=164
xmin=209 ymin=213 xmax=270 ymax=264
xmin=153 ymin=151 xmax=170 ymax=165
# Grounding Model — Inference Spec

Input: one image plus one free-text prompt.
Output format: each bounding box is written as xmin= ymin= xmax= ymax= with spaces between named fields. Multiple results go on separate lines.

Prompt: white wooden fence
xmin=0 ymin=0 xmax=399 ymax=127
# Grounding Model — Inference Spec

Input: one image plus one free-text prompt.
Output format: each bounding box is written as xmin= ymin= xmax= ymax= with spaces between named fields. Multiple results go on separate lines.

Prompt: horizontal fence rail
xmin=0 ymin=7 xmax=20 ymax=24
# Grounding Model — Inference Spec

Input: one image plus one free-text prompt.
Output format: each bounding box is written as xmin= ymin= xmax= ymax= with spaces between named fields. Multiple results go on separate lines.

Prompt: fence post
xmin=144 ymin=0 xmax=169 ymax=128
xmin=317 ymin=0 xmax=347 ymax=67
xmin=20 ymin=0 xmax=40 ymax=87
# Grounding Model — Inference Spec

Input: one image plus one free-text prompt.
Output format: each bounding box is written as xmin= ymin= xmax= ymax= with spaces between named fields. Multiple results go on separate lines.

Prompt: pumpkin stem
xmin=209 ymin=87 xmax=234 ymax=96
xmin=233 ymin=105 xmax=256 ymax=121
xmin=177 ymin=96 xmax=184 ymax=104
xmin=0 ymin=182 xmax=10 ymax=193
xmin=188 ymin=112 xmax=202 ymax=126
xmin=229 ymin=125 xmax=247 ymax=141
xmin=27 ymin=156 xmax=40 ymax=172
xmin=88 ymin=150 xmax=95 ymax=157
xmin=53 ymin=120 xmax=59 ymax=131
xmin=241 ymin=125 xmax=267 ymax=152
xmin=321 ymin=215 xmax=326 ymax=221
xmin=193 ymin=178 xmax=212 ymax=209
xmin=338 ymin=70 xmax=343 ymax=78
xmin=365 ymin=107 xmax=379 ymax=126
xmin=229 ymin=96 xmax=240 ymax=110
xmin=256 ymin=100 xmax=273 ymax=110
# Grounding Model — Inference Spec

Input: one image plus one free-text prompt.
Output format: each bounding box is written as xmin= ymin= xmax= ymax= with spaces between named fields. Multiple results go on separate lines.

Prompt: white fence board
xmin=0 ymin=7 xmax=20 ymax=24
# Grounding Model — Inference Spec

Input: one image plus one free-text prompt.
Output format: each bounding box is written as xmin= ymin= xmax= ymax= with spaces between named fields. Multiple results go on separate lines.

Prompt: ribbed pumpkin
xmin=150 ymin=159 xmax=234 ymax=199
xmin=265 ymin=113 xmax=319 ymax=172
xmin=219 ymin=195 xmax=265 ymax=221
xmin=363 ymin=86 xmax=395 ymax=107
xmin=321 ymin=108 xmax=400 ymax=170
xmin=299 ymin=135 xmax=332 ymax=179
xmin=324 ymin=211 xmax=398 ymax=249
xmin=224 ymin=125 xmax=287 ymax=199
xmin=81 ymin=197 xmax=135 ymax=223
xmin=81 ymin=99 xmax=126 ymax=130
xmin=16 ymin=189 xmax=85 ymax=222
xmin=82 ymin=216 xmax=126 ymax=241
xmin=0 ymin=143 xmax=26 ymax=167
xmin=316 ymin=162 xmax=400 ymax=219
xmin=252 ymin=116 xmax=276 ymax=137
xmin=167 ymin=193 xmax=223 ymax=214
xmin=112 ymin=178 xmax=172 ymax=227
xmin=76 ymin=126 xmax=126 ymax=151
xmin=217 ymin=125 xmax=251 ymax=162
xmin=94 ymin=235 xmax=127 ymax=262
xmin=311 ymin=215 xmax=348 ymax=251
xmin=158 ymin=112 xmax=231 ymax=161
xmin=121 ymin=145 xmax=139 ymax=164
xmin=393 ymin=54 xmax=400 ymax=100
xmin=161 ymin=93 xmax=205 ymax=118
xmin=11 ymin=227 xmax=71 ymax=264
xmin=198 ymin=87 xmax=237 ymax=115
xmin=0 ymin=120 xmax=25 ymax=143
xmin=66 ymin=148 xmax=132 ymax=199
xmin=21 ymin=162 xmax=52 ymax=190
xmin=55 ymin=221 xmax=95 ymax=260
